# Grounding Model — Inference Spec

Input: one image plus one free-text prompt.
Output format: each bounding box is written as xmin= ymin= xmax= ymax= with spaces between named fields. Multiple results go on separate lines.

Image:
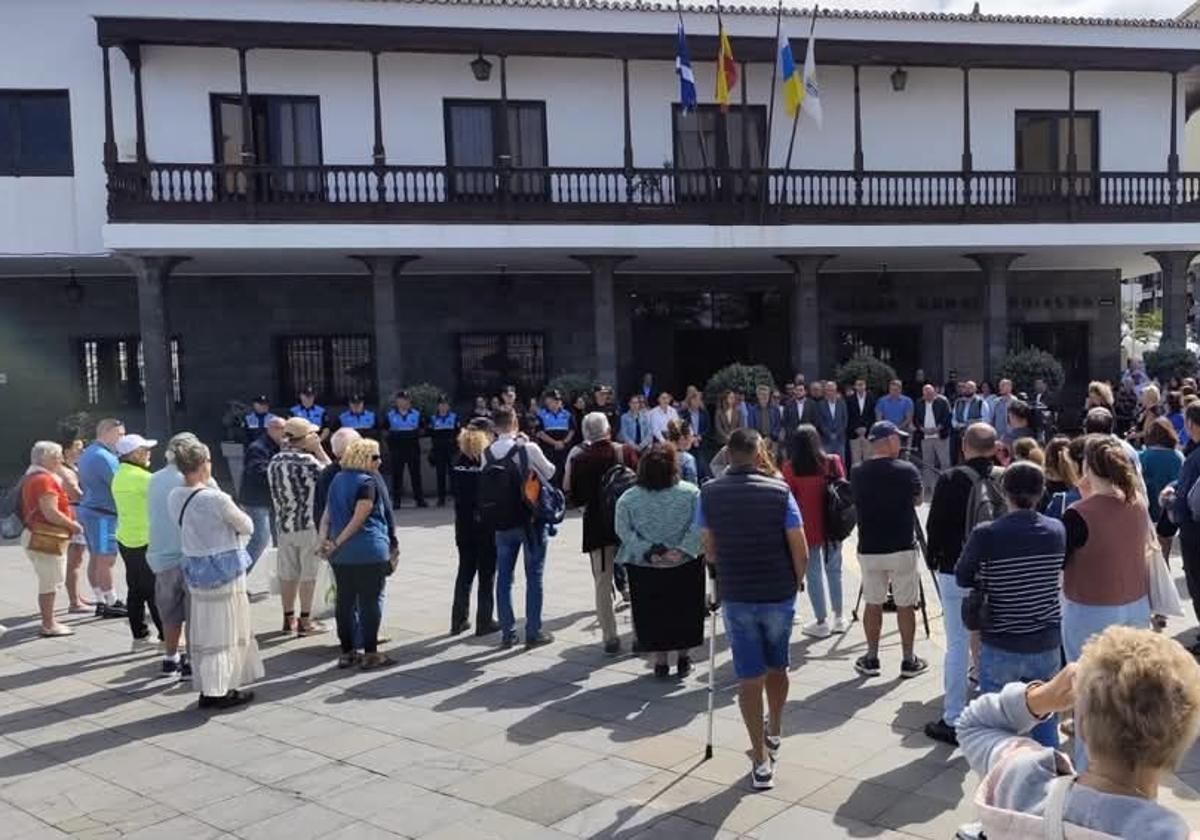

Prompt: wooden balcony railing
xmin=106 ymin=161 xmax=1200 ymax=224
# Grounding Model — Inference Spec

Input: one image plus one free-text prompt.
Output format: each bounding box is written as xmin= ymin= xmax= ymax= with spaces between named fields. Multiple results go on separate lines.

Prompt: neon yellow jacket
xmin=112 ymin=462 xmax=151 ymax=548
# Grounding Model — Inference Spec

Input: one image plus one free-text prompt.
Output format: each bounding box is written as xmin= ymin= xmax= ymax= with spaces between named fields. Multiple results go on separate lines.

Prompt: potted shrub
xmin=221 ymin=399 xmax=249 ymax=497
xmin=1144 ymin=346 xmax=1198 ymax=383
xmin=833 ymin=354 xmax=897 ymax=396
xmin=546 ymin=372 xmax=595 ymax=405
xmin=995 ymin=348 xmax=1066 ymax=397
xmin=703 ymin=363 xmax=776 ymax=405
xmin=57 ymin=411 xmax=93 ymax=444
xmin=402 ymin=383 xmax=447 ymax=490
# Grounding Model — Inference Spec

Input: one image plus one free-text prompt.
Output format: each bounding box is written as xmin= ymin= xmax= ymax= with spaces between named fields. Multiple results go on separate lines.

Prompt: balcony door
xmin=1015 ymin=110 xmax=1098 ymax=203
xmin=211 ymin=94 xmax=322 ymax=197
xmin=444 ymin=100 xmax=547 ymax=198
xmin=672 ymin=104 xmax=766 ymax=200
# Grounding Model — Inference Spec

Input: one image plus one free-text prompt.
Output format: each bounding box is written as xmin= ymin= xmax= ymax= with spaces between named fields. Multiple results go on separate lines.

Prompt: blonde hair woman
xmin=20 ymin=441 xmax=83 ymax=637
xmin=321 ymin=438 xmax=397 ymax=669
xmin=449 ymin=420 xmax=499 ymax=636
xmin=959 ymin=626 xmax=1200 ymax=837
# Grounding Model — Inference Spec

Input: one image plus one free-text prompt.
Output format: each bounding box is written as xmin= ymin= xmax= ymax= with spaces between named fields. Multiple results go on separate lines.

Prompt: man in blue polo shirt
xmin=290 ymin=384 xmax=329 ymax=443
xmin=536 ymin=389 xmax=575 ymax=489
xmin=386 ymin=390 xmax=426 ymax=508
xmin=243 ymin=395 xmax=279 ymax=446
xmin=699 ymin=428 xmax=808 ymax=792
xmin=78 ymin=418 xmax=128 ymax=618
xmin=875 ymin=379 xmax=915 ymax=436
xmin=338 ymin=394 xmax=377 ymax=435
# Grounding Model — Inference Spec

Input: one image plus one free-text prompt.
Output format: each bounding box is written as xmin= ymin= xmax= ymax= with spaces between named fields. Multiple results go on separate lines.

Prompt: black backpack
xmin=964 ymin=467 xmax=1005 ymax=536
xmin=822 ymin=462 xmax=857 ymax=543
xmin=477 ymin=446 xmax=528 ymax=531
xmin=0 ymin=478 xmax=27 ymax=540
xmin=599 ymin=460 xmax=638 ymax=545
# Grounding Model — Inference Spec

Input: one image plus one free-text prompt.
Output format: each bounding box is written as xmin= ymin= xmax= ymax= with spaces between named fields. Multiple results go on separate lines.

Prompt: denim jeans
xmin=244 ymin=505 xmax=274 ymax=572
xmin=979 ymin=643 xmax=1061 ymax=749
xmin=937 ymin=572 xmax=970 ymax=727
xmin=805 ymin=542 xmax=844 ymax=624
xmin=495 ymin=524 xmax=547 ymax=642
xmin=333 ymin=563 xmax=387 ymax=654
xmin=351 ymin=588 xmax=387 ymax=650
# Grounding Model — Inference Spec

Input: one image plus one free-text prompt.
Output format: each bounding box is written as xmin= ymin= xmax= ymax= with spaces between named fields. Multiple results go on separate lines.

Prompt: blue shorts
xmin=77 ymin=508 xmax=118 ymax=556
xmin=721 ymin=597 xmax=796 ymax=680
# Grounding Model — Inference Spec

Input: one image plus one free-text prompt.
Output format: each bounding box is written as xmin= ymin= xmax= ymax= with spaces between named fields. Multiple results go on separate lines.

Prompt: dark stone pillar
xmin=966 ymin=253 xmax=1022 ymax=380
xmin=778 ymin=254 xmax=834 ymax=377
xmin=1147 ymin=251 xmax=1198 ymax=350
xmin=353 ymin=256 xmax=418 ymax=403
xmin=572 ymin=255 xmax=633 ymax=392
xmin=120 ymin=255 xmax=189 ymax=441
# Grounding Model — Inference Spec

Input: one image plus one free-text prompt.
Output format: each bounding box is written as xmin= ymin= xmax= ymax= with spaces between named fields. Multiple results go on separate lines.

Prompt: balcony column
xmin=1066 ymin=69 xmax=1077 ymax=218
xmin=120 ymin=43 xmax=147 ymax=163
xmin=1147 ymin=251 xmax=1198 ymax=350
xmin=371 ymin=51 xmax=386 ymax=165
xmin=778 ymin=254 xmax=833 ymax=377
xmin=852 ymin=66 xmax=863 ymax=206
xmin=119 ymin=255 xmax=190 ymax=441
xmin=967 ymin=253 xmax=1022 ymax=381
xmin=101 ymin=47 xmax=117 ymax=167
xmin=572 ymin=255 xmax=633 ymax=391
xmin=1170 ymin=71 xmax=1180 ymax=218
xmin=352 ymin=256 xmax=419 ymax=402
xmin=961 ymin=67 xmax=972 ymax=210
xmin=237 ymin=48 xmax=254 ymax=164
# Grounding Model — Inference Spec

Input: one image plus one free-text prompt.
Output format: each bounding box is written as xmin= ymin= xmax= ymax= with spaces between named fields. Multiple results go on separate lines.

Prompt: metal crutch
xmin=705 ymin=567 xmax=718 ymax=761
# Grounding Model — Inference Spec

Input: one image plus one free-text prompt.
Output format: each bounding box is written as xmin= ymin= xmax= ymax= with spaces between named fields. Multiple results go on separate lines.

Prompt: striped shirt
xmin=955 ymin=509 xmax=1065 ymax=654
xmin=267 ymin=450 xmax=323 ymax=534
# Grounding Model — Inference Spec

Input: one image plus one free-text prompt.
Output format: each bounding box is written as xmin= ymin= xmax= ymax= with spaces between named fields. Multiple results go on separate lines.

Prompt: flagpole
xmin=714 ymin=0 xmax=728 ymax=200
xmin=783 ymin=7 xmax=818 ymax=194
xmin=759 ymin=0 xmax=783 ymax=222
xmin=677 ymin=0 xmax=713 ymax=194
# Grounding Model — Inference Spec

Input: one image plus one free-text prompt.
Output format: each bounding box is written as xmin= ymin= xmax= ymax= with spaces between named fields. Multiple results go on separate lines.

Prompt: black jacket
xmin=846 ymin=392 xmax=876 ymax=438
xmin=239 ymin=435 xmax=279 ymax=507
xmin=914 ymin=395 xmax=953 ymax=441
xmin=925 ymin=457 xmax=995 ymax=574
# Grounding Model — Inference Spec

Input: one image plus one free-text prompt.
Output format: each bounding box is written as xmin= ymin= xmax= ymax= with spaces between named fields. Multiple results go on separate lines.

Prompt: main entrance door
xmin=942 ymin=323 xmax=984 ymax=383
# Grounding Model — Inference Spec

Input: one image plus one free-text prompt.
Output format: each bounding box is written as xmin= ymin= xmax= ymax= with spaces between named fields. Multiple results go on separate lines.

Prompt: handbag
xmin=27 ymin=525 xmax=72 ymax=557
xmin=1146 ymin=531 xmax=1184 ymax=618
xmin=962 ymin=548 xmax=992 ymax=632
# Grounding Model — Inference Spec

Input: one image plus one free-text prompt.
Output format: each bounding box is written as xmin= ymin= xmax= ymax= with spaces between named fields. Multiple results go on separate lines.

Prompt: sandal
xmin=337 ymin=652 xmax=361 ymax=669
xmin=297 ymin=618 xmax=327 ymax=637
xmin=39 ymin=624 xmax=74 ymax=638
xmin=359 ymin=652 xmax=395 ymax=671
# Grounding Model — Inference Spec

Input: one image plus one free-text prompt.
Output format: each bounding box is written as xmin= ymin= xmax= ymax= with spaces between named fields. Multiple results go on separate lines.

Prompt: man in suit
xmin=817 ymin=381 xmax=848 ymax=459
xmin=846 ymin=379 xmax=875 ymax=466
xmin=950 ymin=380 xmax=991 ymax=466
xmin=915 ymin=383 xmax=953 ymax=501
xmin=782 ymin=381 xmax=817 ymax=443
xmin=747 ymin=384 xmax=783 ymax=445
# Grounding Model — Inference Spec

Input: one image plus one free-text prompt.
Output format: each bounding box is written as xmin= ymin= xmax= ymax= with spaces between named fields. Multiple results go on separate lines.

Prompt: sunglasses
xmin=370 ymin=454 xmax=382 ymax=462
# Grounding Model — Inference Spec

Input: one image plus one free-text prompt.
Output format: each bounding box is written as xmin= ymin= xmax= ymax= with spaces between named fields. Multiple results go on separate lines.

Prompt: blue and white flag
xmin=675 ymin=22 xmax=697 ymax=113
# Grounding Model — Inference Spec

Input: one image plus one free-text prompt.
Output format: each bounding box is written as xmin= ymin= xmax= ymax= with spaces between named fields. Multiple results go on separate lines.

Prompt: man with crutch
xmin=699 ymin=429 xmax=808 ymax=791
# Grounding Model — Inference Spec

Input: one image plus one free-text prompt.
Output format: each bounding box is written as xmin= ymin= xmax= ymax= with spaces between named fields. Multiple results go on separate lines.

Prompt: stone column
xmin=120 ymin=255 xmax=190 ymax=441
xmin=572 ymin=255 xmax=632 ymax=392
xmin=1146 ymin=251 xmax=1198 ymax=350
xmin=778 ymin=255 xmax=833 ymax=377
xmin=966 ymin=253 xmax=1023 ymax=381
xmin=352 ymin=256 xmax=419 ymax=402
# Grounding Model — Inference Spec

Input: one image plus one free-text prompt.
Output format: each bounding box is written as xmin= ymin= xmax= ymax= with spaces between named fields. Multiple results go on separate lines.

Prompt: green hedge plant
xmin=1144 ymin=347 xmax=1198 ymax=383
xmin=995 ymin=348 xmax=1065 ymax=395
xmin=545 ymin=372 xmax=595 ymax=404
xmin=833 ymin=355 xmax=898 ymax=395
xmin=403 ymin=383 xmax=447 ymax=419
xmin=704 ymin=363 xmax=777 ymax=404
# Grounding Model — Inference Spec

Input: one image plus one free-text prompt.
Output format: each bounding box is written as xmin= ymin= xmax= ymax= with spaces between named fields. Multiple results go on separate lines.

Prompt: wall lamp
xmin=891 ymin=67 xmax=908 ymax=92
xmin=470 ymin=51 xmax=493 ymax=82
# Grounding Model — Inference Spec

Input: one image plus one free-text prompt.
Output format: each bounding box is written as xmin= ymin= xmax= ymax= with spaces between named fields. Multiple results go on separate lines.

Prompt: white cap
xmin=115 ymin=433 xmax=158 ymax=457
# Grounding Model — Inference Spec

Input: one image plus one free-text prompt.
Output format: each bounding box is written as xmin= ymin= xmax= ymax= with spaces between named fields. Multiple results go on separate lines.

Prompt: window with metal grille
xmin=457 ymin=332 xmax=545 ymax=399
xmin=277 ymin=335 xmax=375 ymax=404
xmin=76 ymin=336 xmax=183 ymax=408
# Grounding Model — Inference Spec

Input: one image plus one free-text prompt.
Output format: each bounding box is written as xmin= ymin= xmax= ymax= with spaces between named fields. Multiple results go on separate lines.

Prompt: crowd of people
xmin=7 ymin=362 xmax=1200 ymax=836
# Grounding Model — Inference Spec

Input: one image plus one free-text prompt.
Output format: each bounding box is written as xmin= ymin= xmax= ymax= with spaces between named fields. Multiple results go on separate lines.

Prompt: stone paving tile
xmin=1 ymin=511 xmax=1197 ymax=840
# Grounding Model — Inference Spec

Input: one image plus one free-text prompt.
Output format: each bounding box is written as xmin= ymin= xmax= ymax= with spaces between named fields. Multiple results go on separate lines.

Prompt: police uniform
xmin=339 ymin=408 xmax=377 ymax=433
xmin=290 ymin=402 xmax=327 ymax=429
xmin=244 ymin=410 xmax=279 ymax=446
xmin=429 ymin=409 xmax=459 ymax=505
xmin=387 ymin=406 xmax=426 ymax=506
xmin=537 ymin=406 xmax=575 ymax=489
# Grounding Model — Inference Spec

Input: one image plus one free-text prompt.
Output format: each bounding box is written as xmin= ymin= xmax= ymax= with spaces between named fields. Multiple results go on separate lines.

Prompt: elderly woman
xmin=958 ymin=626 xmax=1200 ymax=837
xmin=450 ymin=418 xmax=501 ymax=637
xmin=614 ymin=443 xmax=704 ymax=678
xmin=321 ymin=438 xmax=397 ymax=670
xmin=20 ymin=441 xmax=83 ymax=637
xmin=565 ymin=411 xmax=639 ymax=655
xmin=168 ymin=440 xmax=262 ymax=710
xmin=112 ymin=434 xmax=161 ymax=644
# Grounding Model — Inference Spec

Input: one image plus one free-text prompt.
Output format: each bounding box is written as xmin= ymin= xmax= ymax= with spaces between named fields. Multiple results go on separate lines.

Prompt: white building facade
xmin=3 ymin=0 xmax=1200 ymax=460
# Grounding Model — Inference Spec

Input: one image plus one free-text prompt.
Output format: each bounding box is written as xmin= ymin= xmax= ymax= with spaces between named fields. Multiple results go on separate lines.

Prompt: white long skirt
xmin=187 ymin=574 xmax=264 ymax=697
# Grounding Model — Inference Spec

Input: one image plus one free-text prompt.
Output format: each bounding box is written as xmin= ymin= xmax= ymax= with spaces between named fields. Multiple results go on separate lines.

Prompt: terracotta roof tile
xmin=358 ymin=0 xmax=1200 ymax=29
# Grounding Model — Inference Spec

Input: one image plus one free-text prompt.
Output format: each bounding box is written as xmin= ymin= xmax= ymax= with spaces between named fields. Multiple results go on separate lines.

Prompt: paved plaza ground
xmin=2 ymin=508 xmax=1200 ymax=839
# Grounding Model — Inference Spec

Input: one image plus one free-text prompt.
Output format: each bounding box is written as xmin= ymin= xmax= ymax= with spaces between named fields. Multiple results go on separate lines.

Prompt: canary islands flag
xmin=715 ymin=22 xmax=737 ymax=112
xmin=778 ymin=33 xmax=802 ymax=119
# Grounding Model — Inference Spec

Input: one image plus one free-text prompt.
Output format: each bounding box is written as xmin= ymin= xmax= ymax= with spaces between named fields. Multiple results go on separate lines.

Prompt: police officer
xmin=536 ymin=389 xmax=575 ymax=489
xmin=386 ymin=390 xmax=426 ymax=508
xmin=244 ymin=395 xmax=279 ymax=446
xmin=290 ymin=384 xmax=330 ymax=442
xmin=338 ymin=394 xmax=377 ymax=438
xmin=428 ymin=395 xmax=459 ymax=507
xmin=592 ymin=384 xmax=621 ymax=435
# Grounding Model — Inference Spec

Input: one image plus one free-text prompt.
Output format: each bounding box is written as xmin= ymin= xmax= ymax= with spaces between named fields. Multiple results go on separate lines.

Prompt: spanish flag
xmin=714 ymin=20 xmax=737 ymax=112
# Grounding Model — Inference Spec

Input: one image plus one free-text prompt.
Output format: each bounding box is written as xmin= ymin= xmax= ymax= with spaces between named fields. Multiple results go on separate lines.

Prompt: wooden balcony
xmin=106 ymin=161 xmax=1200 ymax=225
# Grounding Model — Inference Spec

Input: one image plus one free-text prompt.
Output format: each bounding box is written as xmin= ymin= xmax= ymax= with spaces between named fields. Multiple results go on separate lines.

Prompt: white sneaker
xmin=831 ymin=615 xmax=852 ymax=634
xmin=751 ymin=758 xmax=775 ymax=790
xmin=802 ymin=620 xmax=832 ymax=639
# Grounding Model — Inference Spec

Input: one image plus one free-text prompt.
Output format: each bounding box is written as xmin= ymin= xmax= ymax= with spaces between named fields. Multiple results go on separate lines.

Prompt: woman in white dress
xmin=167 ymin=440 xmax=263 ymax=710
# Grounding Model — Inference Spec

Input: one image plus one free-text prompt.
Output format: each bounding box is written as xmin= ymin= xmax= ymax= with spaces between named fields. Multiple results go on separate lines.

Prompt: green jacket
xmin=112 ymin=462 xmax=151 ymax=548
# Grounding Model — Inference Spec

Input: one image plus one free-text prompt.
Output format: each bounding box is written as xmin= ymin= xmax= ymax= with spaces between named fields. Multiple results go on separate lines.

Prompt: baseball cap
xmin=283 ymin=417 xmax=318 ymax=440
xmin=115 ymin=434 xmax=158 ymax=457
xmin=868 ymin=420 xmax=908 ymax=442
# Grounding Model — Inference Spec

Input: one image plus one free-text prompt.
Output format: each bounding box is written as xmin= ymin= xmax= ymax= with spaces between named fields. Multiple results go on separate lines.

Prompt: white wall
xmin=0 ymin=0 xmax=1188 ymax=260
